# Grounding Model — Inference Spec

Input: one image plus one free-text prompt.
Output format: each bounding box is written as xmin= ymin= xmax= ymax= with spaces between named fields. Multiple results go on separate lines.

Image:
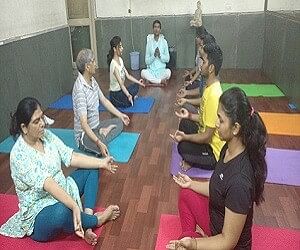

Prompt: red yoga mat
xmin=0 ymin=194 xmax=103 ymax=250
xmin=155 ymin=214 xmax=300 ymax=250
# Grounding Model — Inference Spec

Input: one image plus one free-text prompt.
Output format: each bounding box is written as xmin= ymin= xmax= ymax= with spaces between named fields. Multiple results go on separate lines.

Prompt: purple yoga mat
xmin=170 ymin=143 xmax=213 ymax=179
xmin=170 ymin=143 xmax=300 ymax=186
xmin=266 ymin=148 xmax=300 ymax=186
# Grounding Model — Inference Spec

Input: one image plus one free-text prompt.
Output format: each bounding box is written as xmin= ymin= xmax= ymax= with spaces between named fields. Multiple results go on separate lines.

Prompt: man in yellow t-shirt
xmin=170 ymin=43 xmax=225 ymax=171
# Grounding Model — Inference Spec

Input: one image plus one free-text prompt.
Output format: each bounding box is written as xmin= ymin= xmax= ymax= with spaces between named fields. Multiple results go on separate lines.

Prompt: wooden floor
xmin=0 ymin=69 xmax=299 ymax=249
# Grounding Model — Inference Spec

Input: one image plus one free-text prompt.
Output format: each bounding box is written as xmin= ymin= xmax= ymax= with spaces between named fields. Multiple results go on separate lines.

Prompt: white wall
xmin=0 ymin=0 xmax=67 ymax=42
xmin=268 ymin=0 xmax=300 ymax=11
xmin=96 ymin=0 xmax=265 ymax=18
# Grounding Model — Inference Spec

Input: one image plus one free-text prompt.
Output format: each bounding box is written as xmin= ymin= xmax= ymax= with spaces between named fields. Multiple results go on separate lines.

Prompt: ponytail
xmin=219 ymin=87 xmax=267 ymax=205
xmin=107 ymin=36 xmax=122 ymax=68
xmin=242 ymin=111 xmax=267 ymax=205
xmin=107 ymin=48 xmax=114 ymax=67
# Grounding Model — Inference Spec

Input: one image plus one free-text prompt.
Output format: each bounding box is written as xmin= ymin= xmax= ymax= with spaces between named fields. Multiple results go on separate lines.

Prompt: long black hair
xmin=107 ymin=36 xmax=121 ymax=67
xmin=219 ymin=87 xmax=267 ymax=205
xmin=10 ymin=97 xmax=41 ymax=139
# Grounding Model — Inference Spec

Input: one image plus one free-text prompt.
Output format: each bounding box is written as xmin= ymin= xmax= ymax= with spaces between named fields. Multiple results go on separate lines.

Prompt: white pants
xmin=141 ymin=68 xmax=171 ymax=84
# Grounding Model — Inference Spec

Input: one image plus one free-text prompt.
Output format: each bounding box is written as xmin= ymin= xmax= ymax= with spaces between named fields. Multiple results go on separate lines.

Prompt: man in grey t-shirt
xmin=72 ymin=49 xmax=130 ymax=156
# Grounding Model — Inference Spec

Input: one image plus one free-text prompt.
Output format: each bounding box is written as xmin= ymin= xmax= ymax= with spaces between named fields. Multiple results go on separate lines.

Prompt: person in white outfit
xmin=141 ymin=20 xmax=171 ymax=87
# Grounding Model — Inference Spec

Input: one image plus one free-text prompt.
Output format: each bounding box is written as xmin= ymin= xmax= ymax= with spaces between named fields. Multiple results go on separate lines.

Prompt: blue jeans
xmin=30 ymin=169 xmax=99 ymax=242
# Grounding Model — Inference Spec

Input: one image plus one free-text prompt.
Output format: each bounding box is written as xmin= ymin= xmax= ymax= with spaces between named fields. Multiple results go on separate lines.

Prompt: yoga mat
xmin=170 ymin=143 xmax=300 ymax=186
xmin=48 ymin=94 xmax=155 ymax=113
xmin=169 ymin=143 xmax=212 ymax=179
xmin=155 ymin=214 xmax=300 ymax=250
xmin=48 ymin=94 xmax=73 ymax=109
xmin=221 ymin=83 xmax=285 ymax=97
xmin=0 ymin=194 xmax=103 ymax=250
xmin=259 ymin=112 xmax=300 ymax=136
xmin=266 ymin=148 xmax=300 ymax=186
xmin=99 ymin=96 xmax=154 ymax=113
xmin=0 ymin=129 xmax=140 ymax=163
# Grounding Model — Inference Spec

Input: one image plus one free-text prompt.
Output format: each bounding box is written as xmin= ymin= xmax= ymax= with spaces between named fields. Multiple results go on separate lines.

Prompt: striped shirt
xmin=72 ymin=73 xmax=104 ymax=145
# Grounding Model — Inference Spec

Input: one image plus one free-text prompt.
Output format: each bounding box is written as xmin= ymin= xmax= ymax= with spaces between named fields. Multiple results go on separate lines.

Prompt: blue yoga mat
xmin=0 ymin=128 xmax=140 ymax=163
xmin=48 ymin=94 xmax=154 ymax=113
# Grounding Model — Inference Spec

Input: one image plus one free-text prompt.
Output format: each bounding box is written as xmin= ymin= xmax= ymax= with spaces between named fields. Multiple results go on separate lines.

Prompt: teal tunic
xmin=145 ymin=34 xmax=170 ymax=78
xmin=0 ymin=130 xmax=82 ymax=238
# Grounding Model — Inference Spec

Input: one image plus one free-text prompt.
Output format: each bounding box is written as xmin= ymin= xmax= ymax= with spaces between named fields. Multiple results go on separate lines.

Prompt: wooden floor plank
xmin=0 ymin=69 xmax=299 ymax=250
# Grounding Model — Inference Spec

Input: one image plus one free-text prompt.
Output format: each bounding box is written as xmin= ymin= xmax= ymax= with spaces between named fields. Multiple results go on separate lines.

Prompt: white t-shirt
xmin=110 ymin=58 xmax=126 ymax=91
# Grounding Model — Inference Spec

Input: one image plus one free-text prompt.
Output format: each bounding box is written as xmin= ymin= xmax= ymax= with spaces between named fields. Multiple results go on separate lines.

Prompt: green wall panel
xmin=0 ymin=27 xmax=73 ymax=140
xmin=95 ymin=13 xmax=265 ymax=70
xmin=263 ymin=11 xmax=300 ymax=107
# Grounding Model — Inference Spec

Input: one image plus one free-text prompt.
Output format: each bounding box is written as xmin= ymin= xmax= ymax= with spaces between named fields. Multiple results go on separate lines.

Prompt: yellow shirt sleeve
xmin=203 ymin=88 xmax=219 ymax=129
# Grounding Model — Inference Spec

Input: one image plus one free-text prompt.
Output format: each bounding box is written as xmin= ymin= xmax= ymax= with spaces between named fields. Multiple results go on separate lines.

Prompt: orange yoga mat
xmin=259 ymin=112 xmax=300 ymax=136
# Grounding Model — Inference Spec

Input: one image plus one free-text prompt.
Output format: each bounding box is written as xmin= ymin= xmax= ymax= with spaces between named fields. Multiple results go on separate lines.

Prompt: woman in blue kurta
xmin=0 ymin=97 xmax=120 ymax=246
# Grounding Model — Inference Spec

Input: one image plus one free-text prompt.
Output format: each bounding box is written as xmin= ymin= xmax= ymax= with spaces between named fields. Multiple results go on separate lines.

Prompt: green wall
xmin=0 ymin=27 xmax=73 ymax=140
xmin=95 ymin=12 xmax=265 ymax=69
xmin=263 ymin=11 xmax=300 ymax=107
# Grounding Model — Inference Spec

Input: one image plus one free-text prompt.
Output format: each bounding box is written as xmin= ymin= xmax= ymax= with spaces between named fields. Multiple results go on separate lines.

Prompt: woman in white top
xmin=107 ymin=36 xmax=145 ymax=108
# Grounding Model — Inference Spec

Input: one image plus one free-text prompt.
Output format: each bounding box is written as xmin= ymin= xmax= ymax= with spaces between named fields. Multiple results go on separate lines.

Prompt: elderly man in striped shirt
xmin=72 ymin=49 xmax=130 ymax=157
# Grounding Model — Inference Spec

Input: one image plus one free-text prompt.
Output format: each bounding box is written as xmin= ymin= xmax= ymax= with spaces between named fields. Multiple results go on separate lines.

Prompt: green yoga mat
xmin=221 ymin=83 xmax=285 ymax=97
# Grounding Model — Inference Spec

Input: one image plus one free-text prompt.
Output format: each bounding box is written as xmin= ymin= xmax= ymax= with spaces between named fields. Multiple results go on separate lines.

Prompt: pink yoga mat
xmin=170 ymin=143 xmax=300 ymax=186
xmin=0 ymin=194 xmax=103 ymax=250
xmin=155 ymin=214 xmax=300 ymax=250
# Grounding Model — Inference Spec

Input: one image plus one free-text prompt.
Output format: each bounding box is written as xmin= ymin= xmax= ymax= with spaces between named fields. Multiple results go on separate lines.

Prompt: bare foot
xmin=180 ymin=160 xmax=192 ymax=172
xmin=84 ymin=228 xmax=98 ymax=245
xmin=99 ymin=125 xmax=117 ymax=137
xmin=145 ymin=82 xmax=164 ymax=87
xmin=161 ymin=78 xmax=168 ymax=86
xmin=95 ymin=205 xmax=120 ymax=226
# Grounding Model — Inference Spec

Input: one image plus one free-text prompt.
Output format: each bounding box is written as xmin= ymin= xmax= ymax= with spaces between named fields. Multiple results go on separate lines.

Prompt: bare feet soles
xmin=99 ymin=125 xmax=117 ymax=137
xmin=84 ymin=228 xmax=98 ymax=246
xmin=95 ymin=205 xmax=120 ymax=227
xmin=180 ymin=160 xmax=192 ymax=172
xmin=145 ymin=79 xmax=168 ymax=87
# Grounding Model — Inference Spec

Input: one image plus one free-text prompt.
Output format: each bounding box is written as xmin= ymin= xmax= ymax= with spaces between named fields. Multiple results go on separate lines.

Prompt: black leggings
xmin=110 ymin=83 xmax=139 ymax=108
xmin=177 ymin=118 xmax=216 ymax=170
